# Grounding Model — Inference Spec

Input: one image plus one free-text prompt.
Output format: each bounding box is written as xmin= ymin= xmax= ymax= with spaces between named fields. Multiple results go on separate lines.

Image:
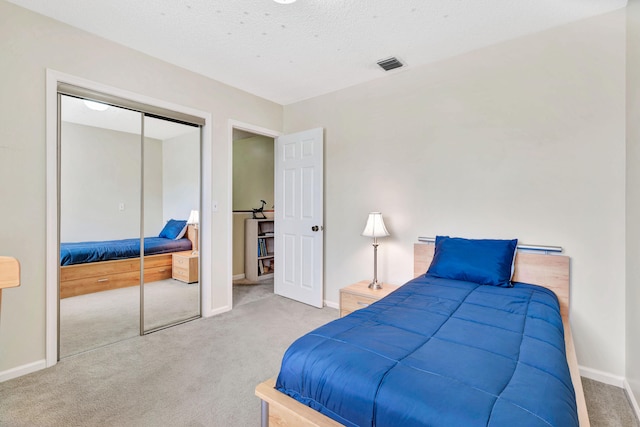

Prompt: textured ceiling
xmin=8 ymin=0 xmax=627 ymax=105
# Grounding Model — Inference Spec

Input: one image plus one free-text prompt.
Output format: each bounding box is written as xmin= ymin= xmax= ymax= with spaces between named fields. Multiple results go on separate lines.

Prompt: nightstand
xmin=339 ymin=280 xmax=399 ymax=317
xmin=172 ymin=251 xmax=198 ymax=283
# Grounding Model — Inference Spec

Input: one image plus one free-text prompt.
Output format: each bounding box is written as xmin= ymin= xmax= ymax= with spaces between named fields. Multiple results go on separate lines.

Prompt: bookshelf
xmin=245 ymin=218 xmax=275 ymax=281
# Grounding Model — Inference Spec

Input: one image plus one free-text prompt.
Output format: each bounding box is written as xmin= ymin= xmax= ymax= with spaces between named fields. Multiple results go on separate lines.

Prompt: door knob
xmin=312 ymin=225 xmax=322 ymax=232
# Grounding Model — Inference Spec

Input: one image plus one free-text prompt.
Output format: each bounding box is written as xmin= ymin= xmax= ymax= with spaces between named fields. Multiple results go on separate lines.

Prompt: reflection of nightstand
xmin=172 ymin=251 xmax=198 ymax=283
xmin=339 ymin=280 xmax=399 ymax=317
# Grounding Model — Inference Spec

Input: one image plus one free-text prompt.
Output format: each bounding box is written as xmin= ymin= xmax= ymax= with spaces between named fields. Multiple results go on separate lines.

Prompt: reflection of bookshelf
xmin=245 ymin=219 xmax=275 ymax=281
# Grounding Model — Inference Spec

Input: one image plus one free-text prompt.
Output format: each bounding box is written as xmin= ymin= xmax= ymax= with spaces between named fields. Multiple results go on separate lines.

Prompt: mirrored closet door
xmin=58 ymin=89 xmax=202 ymax=358
xmin=59 ymin=95 xmax=143 ymax=357
xmin=142 ymin=115 xmax=200 ymax=333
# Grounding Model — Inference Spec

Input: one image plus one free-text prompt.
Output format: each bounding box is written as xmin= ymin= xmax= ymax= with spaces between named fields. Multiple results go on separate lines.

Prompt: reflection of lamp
xmin=362 ymin=212 xmax=390 ymax=290
xmin=187 ymin=210 xmax=199 ymax=254
xmin=187 ymin=210 xmax=199 ymax=226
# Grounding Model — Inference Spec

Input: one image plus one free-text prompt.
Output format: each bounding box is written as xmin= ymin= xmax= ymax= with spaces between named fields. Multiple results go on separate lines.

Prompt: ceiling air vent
xmin=377 ymin=57 xmax=404 ymax=71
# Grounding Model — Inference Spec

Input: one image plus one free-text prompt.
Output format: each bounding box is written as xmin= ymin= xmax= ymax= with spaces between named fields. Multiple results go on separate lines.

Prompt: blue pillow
xmin=159 ymin=219 xmax=187 ymax=240
xmin=426 ymin=236 xmax=518 ymax=287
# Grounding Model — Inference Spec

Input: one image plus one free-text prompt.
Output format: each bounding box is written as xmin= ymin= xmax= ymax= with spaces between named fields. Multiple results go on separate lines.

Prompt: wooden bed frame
xmin=59 ymin=225 xmax=198 ymax=298
xmin=255 ymin=243 xmax=590 ymax=427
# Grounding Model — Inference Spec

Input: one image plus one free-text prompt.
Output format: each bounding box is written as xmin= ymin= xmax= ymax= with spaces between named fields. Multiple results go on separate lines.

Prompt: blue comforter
xmin=276 ymin=276 xmax=578 ymax=427
xmin=60 ymin=237 xmax=192 ymax=266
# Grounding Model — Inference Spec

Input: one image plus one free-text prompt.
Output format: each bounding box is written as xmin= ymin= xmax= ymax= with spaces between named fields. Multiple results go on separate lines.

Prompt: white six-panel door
xmin=274 ymin=128 xmax=324 ymax=308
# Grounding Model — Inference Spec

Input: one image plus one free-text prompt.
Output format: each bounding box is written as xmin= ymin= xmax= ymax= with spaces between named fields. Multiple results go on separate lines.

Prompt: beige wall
xmin=232 ymin=136 xmax=275 ymax=211
xmin=284 ymin=11 xmax=627 ymax=376
xmin=162 ymin=129 xmax=200 ymax=224
xmin=60 ymin=122 xmax=164 ymax=241
xmin=0 ymin=1 xmax=282 ymax=373
xmin=627 ymin=0 xmax=640 ymax=410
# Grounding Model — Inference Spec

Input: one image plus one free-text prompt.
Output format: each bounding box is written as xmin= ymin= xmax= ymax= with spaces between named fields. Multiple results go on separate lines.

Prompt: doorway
xmin=229 ymin=123 xmax=325 ymax=309
xmin=58 ymin=92 xmax=202 ymax=358
xmin=231 ymin=128 xmax=275 ymax=306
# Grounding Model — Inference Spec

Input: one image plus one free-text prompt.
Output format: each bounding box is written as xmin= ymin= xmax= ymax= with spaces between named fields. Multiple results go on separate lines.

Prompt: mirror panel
xmin=142 ymin=115 xmax=200 ymax=332
xmin=59 ymin=94 xmax=142 ymax=357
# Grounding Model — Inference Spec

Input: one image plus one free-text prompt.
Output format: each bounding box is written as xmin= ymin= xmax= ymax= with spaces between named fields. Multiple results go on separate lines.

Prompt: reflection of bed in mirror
xmin=59 ymin=224 xmax=196 ymax=299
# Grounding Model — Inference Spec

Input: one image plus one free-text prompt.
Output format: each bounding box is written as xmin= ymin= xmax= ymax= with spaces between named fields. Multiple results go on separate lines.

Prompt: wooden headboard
xmin=413 ymin=243 xmax=570 ymax=321
xmin=186 ymin=224 xmax=199 ymax=252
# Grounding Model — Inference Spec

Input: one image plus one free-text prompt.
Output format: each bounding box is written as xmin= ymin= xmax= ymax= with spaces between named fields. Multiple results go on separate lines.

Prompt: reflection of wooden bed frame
xmin=59 ymin=225 xmax=197 ymax=299
xmin=255 ymin=243 xmax=590 ymax=427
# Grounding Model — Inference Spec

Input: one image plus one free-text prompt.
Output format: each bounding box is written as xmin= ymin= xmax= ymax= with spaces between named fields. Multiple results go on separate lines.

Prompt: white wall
xmin=284 ymin=10 xmax=627 ymax=377
xmin=60 ymin=122 xmax=164 ymax=242
xmin=143 ymin=138 xmax=164 ymax=237
xmin=0 ymin=0 xmax=282 ymax=374
xmin=162 ymin=129 xmax=200 ymax=224
xmin=626 ymin=0 xmax=640 ymax=413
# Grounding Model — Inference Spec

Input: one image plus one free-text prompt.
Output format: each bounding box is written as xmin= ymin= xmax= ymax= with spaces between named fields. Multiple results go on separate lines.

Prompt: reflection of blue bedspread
xmin=60 ymin=237 xmax=192 ymax=266
xmin=276 ymin=275 xmax=578 ymax=427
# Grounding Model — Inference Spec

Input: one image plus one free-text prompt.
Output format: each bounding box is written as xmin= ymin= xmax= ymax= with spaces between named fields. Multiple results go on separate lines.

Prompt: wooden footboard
xmin=256 ymin=378 xmax=342 ymax=427
xmin=59 ymin=253 xmax=173 ymax=298
xmin=256 ymin=243 xmax=590 ymax=427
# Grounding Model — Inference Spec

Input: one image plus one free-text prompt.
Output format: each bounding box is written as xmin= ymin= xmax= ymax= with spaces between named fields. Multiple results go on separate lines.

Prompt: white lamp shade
xmin=187 ymin=210 xmax=199 ymax=225
xmin=362 ymin=212 xmax=390 ymax=238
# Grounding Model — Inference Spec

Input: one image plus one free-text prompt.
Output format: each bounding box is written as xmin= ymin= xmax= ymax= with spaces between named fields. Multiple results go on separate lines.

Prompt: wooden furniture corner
xmin=0 ymin=256 xmax=20 ymax=310
xmin=172 ymin=250 xmax=199 ymax=283
xmin=339 ymin=280 xmax=399 ymax=317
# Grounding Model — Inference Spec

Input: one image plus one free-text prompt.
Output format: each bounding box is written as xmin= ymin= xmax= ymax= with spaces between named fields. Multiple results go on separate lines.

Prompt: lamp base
xmin=368 ymin=280 xmax=383 ymax=290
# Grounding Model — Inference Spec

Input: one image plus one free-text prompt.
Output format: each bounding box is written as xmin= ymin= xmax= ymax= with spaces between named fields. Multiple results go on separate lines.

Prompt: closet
xmin=58 ymin=86 xmax=202 ymax=358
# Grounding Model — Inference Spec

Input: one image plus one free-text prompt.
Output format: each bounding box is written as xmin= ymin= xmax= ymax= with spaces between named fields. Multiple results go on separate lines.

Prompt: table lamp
xmin=362 ymin=212 xmax=390 ymax=290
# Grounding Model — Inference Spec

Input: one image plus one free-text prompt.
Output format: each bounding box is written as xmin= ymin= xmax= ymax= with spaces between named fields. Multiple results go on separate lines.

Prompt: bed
xmin=256 ymin=238 xmax=589 ymax=427
xmin=59 ymin=222 xmax=197 ymax=298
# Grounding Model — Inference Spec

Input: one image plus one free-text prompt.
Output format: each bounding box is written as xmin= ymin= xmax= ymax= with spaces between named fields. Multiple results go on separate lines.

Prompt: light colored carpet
xmin=60 ymin=279 xmax=200 ymax=358
xmin=233 ymin=279 xmax=273 ymax=307
xmin=1 ymin=282 xmax=335 ymax=427
xmin=1 ymin=283 xmax=638 ymax=427
xmin=582 ymin=378 xmax=640 ymax=427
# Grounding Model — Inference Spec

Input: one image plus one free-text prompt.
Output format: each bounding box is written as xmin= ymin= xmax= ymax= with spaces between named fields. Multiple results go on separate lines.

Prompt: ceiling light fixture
xmin=83 ymin=100 xmax=109 ymax=111
xmin=273 ymin=0 xmax=296 ymax=4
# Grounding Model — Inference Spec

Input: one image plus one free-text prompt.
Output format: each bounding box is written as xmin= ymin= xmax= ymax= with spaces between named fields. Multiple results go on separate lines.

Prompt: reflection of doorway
xmin=231 ymin=128 xmax=275 ymax=304
xmin=58 ymin=92 xmax=201 ymax=358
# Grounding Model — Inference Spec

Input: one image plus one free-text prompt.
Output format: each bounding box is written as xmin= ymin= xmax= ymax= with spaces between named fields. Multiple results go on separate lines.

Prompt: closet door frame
xmin=45 ymin=70 xmax=213 ymax=368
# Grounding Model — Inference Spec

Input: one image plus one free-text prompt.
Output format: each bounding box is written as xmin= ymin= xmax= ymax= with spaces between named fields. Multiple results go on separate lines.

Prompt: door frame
xmin=45 ymin=69 xmax=213 ymax=368
xmin=227 ymin=120 xmax=281 ymax=308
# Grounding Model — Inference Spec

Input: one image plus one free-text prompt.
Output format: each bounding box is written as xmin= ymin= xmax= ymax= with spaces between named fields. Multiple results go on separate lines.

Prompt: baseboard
xmin=233 ymin=274 xmax=245 ymax=281
xmin=624 ymin=379 xmax=640 ymax=422
xmin=580 ymin=365 xmax=625 ymax=387
xmin=207 ymin=305 xmax=231 ymax=317
xmin=0 ymin=359 xmax=46 ymax=383
xmin=324 ymin=299 xmax=339 ymax=310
